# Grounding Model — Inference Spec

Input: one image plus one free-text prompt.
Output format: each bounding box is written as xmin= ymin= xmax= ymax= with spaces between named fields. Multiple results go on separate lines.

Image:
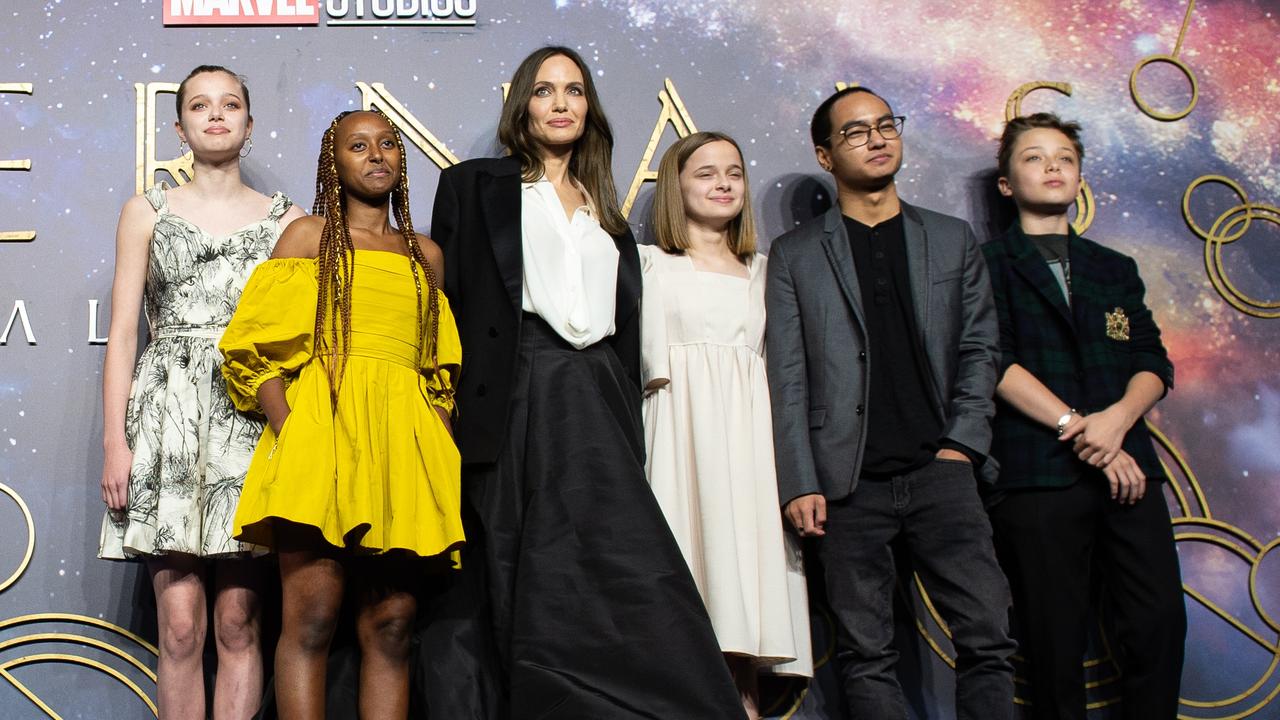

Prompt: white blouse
xmin=520 ymin=178 xmax=619 ymax=349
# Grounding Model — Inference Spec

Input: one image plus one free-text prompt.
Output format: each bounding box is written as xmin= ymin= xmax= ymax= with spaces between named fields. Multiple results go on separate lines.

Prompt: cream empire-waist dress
xmin=639 ymin=244 xmax=813 ymax=676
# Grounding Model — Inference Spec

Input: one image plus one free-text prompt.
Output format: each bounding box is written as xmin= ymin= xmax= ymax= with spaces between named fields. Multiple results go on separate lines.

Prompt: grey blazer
xmin=765 ymin=202 xmax=1000 ymax=507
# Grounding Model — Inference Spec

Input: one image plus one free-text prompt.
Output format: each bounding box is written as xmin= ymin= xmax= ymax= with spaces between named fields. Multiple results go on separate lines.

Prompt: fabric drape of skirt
xmin=417 ymin=314 xmax=743 ymax=719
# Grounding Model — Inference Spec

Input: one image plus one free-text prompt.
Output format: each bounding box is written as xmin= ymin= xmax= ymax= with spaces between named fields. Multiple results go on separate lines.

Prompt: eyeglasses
xmin=833 ymin=116 xmax=906 ymax=149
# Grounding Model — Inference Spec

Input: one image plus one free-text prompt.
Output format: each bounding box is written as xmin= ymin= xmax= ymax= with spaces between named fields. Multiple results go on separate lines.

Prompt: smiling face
xmin=679 ymin=140 xmax=746 ymax=230
xmin=333 ymin=111 xmax=401 ymax=199
xmin=816 ymin=91 xmax=902 ymax=192
xmin=174 ymin=70 xmax=252 ymax=160
xmin=998 ymin=127 xmax=1082 ymax=213
xmin=525 ymin=53 xmax=588 ymax=153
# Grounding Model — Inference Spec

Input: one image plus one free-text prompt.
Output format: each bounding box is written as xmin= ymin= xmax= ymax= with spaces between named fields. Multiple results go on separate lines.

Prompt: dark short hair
xmin=810 ymin=86 xmax=890 ymax=148
xmin=175 ymin=65 xmax=251 ymax=118
xmin=997 ymin=112 xmax=1084 ymax=177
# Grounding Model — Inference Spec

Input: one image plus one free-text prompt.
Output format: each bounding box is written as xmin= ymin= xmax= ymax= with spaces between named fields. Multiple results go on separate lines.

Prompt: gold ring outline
xmin=1206 ymin=204 xmax=1280 ymax=318
xmin=1129 ymin=54 xmax=1200 ymax=122
xmin=0 ymin=482 xmax=36 ymax=593
xmin=0 ymin=614 xmax=159 ymax=718
xmin=1183 ymin=175 xmax=1252 ymax=244
xmin=0 ymin=654 xmax=157 ymax=718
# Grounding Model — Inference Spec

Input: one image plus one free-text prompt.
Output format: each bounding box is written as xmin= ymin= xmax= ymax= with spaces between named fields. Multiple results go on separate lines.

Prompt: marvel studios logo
xmin=325 ymin=0 xmax=476 ymax=26
xmin=163 ymin=0 xmax=477 ymax=27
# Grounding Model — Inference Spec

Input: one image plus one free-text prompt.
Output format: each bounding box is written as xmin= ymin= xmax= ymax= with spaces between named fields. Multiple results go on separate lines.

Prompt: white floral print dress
xmin=99 ymin=184 xmax=293 ymax=559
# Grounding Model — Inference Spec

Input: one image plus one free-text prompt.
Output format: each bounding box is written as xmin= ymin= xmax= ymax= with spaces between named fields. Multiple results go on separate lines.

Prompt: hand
xmin=1101 ymin=450 xmax=1146 ymax=504
xmin=935 ymin=448 xmax=971 ymax=463
xmin=1059 ymin=406 xmax=1131 ymax=467
xmin=784 ymin=494 xmax=827 ymax=537
xmin=101 ymin=443 xmax=132 ymax=512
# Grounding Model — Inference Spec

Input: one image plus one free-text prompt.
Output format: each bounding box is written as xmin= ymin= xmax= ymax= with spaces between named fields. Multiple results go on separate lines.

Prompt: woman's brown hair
xmin=497 ymin=46 xmax=628 ymax=236
xmin=651 ymin=131 xmax=757 ymax=261
xmin=311 ymin=110 xmax=444 ymax=408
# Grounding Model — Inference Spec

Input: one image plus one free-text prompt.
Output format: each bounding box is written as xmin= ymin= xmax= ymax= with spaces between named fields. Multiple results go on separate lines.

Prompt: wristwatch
xmin=1056 ymin=410 xmax=1078 ymax=437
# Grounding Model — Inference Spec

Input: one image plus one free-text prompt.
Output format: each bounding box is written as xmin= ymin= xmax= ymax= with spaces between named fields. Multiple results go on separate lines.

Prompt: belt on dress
xmin=150 ymin=327 xmax=225 ymax=340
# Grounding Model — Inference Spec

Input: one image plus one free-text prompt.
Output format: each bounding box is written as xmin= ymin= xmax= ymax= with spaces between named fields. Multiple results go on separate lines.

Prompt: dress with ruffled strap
xmin=219 ymin=250 xmax=463 ymax=559
xmin=99 ymin=185 xmax=294 ymax=560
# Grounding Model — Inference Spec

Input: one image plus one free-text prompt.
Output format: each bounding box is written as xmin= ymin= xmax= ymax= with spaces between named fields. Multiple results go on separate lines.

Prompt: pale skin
xmin=100 ymin=69 xmax=304 ymax=720
xmin=787 ymin=92 xmax=968 ymax=538
xmin=526 ymin=53 xmax=591 ymax=218
xmin=668 ymin=138 xmax=760 ymax=718
xmin=261 ymin=111 xmax=447 ymax=720
xmin=995 ymin=127 xmax=1163 ymax=504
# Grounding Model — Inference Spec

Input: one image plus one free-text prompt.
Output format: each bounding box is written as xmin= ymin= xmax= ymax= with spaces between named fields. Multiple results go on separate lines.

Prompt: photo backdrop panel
xmin=1 ymin=1 xmax=1277 ymax=717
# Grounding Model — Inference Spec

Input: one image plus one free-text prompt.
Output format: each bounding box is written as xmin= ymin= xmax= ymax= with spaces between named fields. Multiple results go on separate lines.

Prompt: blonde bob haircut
xmin=652 ymin=131 xmax=757 ymax=261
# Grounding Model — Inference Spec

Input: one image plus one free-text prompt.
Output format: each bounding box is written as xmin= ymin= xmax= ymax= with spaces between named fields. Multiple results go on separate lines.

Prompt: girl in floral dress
xmin=98 ymin=65 xmax=304 ymax=718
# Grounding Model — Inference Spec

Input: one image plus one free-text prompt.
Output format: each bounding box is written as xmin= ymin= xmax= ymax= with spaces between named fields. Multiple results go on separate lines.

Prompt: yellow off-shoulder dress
xmin=219 ymin=249 xmax=463 ymax=559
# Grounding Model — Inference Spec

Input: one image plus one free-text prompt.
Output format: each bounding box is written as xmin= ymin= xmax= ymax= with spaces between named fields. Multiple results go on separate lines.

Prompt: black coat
xmin=982 ymin=224 xmax=1174 ymax=489
xmin=430 ymin=156 xmax=642 ymax=465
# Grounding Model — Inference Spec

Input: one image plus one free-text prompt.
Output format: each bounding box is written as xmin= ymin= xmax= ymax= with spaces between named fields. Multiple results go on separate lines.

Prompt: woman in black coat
xmin=428 ymin=45 xmax=742 ymax=719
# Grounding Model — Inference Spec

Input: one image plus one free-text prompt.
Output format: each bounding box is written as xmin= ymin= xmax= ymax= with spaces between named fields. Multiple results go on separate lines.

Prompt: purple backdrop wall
xmin=1 ymin=1 xmax=1277 ymax=717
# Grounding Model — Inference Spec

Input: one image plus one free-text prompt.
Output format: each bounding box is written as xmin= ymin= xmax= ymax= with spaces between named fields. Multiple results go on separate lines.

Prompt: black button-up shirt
xmin=844 ymin=213 xmax=946 ymax=477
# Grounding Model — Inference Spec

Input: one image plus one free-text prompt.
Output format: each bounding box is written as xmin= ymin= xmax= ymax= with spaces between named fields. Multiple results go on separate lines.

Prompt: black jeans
xmin=989 ymin=475 xmax=1185 ymax=720
xmin=818 ymin=458 xmax=1016 ymax=720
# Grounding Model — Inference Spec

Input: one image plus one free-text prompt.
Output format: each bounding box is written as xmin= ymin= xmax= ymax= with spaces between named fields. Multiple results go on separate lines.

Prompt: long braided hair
xmin=311 ymin=109 xmax=444 ymax=408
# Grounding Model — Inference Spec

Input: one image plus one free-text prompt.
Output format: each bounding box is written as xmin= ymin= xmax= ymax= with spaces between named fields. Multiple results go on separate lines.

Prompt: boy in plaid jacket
xmin=982 ymin=113 xmax=1185 ymax=720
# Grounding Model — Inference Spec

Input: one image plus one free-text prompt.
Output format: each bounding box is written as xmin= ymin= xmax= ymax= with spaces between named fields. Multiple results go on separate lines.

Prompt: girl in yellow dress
xmin=219 ymin=109 xmax=462 ymax=720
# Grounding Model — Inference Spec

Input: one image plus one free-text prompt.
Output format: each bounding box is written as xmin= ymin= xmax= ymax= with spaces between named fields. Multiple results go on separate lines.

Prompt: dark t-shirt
xmin=1027 ymin=232 xmax=1071 ymax=303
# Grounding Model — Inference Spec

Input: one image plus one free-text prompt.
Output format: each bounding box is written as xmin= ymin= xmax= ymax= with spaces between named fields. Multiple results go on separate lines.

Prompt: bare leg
xmin=211 ymin=559 xmax=264 ymax=720
xmin=355 ymin=555 xmax=418 ymax=720
xmin=149 ymin=553 xmax=208 ymax=720
xmin=727 ymin=654 xmax=760 ymax=720
xmin=275 ymin=526 xmax=344 ymax=720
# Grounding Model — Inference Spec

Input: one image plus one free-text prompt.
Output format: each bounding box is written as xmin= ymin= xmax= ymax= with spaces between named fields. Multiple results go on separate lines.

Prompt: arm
xmin=277 ymin=203 xmax=307 ymax=232
xmin=256 ymin=377 xmax=290 ymax=436
xmin=637 ymin=245 xmax=670 ymax=395
xmin=417 ymin=231 xmax=457 ymax=439
xmin=270 ymin=215 xmax=322 ymax=259
xmin=765 ymin=240 xmax=825 ymax=536
xmin=997 ymin=363 xmax=1077 ymax=430
xmin=220 ymin=226 xmax=319 ymax=414
xmin=941 ymin=223 xmax=1000 ymax=456
xmin=430 ymin=169 xmax=462 ymax=303
xmin=1060 ymin=371 xmax=1165 ymax=467
xmin=100 ymin=196 xmax=154 ymax=511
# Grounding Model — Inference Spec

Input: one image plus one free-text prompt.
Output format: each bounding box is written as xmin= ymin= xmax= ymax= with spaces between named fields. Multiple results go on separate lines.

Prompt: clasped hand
xmin=1058 ymin=408 xmax=1146 ymax=505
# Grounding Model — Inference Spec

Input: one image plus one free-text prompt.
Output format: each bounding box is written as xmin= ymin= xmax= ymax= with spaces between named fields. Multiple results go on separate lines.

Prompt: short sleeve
xmin=219 ymin=258 xmax=318 ymax=412
xmin=421 ymin=289 xmax=461 ymax=414
xmin=637 ymin=245 xmax=671 ymax=393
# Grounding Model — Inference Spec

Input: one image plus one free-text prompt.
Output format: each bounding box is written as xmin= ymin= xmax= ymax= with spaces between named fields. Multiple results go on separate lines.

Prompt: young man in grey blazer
xmin=766 ymin=86 xmax=1015 ymax=719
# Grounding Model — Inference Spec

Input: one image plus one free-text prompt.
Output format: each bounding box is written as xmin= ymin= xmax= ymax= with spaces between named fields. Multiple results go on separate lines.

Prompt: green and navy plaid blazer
xmin=982 ymin=225 xmax=1173 ymax=490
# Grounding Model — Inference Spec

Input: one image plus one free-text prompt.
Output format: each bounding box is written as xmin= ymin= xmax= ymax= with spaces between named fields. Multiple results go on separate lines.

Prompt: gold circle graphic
xmin=0 ymin=614 xmax=158 ymax=717
xmin=1129 ymin=54 xmax=1200 ymax=122
xmin=1183 ymin=175 xmax=1280 ymax=319
xmin=1205 ymin=205 xmax=1280 ymax=318
xmin=0 ymin=482 xmax=35 ymax=593
xmin=1072 ymin=179 xmax=1095 ymax=236
xmin=1250 ymin=538 xmax=1280 ymax=636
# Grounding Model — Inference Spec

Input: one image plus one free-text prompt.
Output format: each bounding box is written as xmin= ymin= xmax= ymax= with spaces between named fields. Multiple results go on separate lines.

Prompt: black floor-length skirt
xmin=420 ymin=314 xmax=744 ymax=719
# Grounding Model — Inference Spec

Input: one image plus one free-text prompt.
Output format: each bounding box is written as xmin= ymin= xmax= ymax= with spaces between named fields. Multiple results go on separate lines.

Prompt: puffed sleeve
xmin=422 ymin=289 xmax=462 ymax=414
xmin=637 ymin=245 xmax=671 ymax=394
xmin=219 ymin=258 xmax=318 ymax=412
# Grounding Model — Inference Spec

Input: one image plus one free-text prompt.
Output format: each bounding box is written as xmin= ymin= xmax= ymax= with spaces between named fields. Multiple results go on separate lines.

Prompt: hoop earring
xmin=240 ymin=137 xmax=253 ymax=158
xmin=178 ymin=140 xmax=189 ymax=156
